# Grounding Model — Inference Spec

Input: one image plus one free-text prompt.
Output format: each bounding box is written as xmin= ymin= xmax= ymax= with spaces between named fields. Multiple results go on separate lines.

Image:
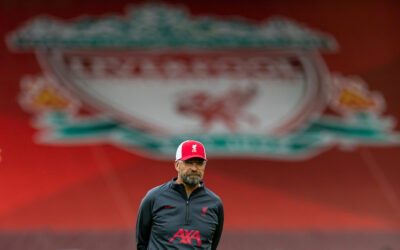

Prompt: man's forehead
xmin=184 ymin=157 xmax=206 ymax=161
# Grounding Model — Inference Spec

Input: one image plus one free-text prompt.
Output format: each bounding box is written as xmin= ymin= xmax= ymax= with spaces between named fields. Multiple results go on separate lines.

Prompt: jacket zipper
xmin=185 ymin=199 xmax=189 ymax=225
xmin=183 ymin=187 xmax=200 ymax=225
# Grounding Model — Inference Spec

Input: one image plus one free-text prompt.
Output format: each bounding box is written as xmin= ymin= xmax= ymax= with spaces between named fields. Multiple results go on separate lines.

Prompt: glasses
xmin=179 ymin=159 xmax=206 ymax=167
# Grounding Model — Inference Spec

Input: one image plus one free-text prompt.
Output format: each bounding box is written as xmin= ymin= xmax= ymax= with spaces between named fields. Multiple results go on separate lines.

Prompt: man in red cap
xmin=136 ymin=140 xmax=224 ymax=249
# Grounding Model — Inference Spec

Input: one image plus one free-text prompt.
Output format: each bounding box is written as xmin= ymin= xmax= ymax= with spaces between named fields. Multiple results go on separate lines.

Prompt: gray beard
xmin=180 ymin=171 xmax=203 ymax=187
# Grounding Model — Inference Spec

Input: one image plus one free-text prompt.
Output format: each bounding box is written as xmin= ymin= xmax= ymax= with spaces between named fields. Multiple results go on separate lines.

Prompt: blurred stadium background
xmin=1 ymin=0 xmax=400 ymax=249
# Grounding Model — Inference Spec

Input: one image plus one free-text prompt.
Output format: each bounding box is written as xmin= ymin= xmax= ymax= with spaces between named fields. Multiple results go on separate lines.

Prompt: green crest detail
xmin=9 ymin=4 xmax=336 ymax=50
xmin=37 ymin=112 xmax=399 ymax=160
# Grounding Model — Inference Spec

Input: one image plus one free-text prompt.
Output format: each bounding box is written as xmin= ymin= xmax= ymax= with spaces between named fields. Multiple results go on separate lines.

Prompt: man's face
xmin=176 ymin=158 xmax=206 ymax=187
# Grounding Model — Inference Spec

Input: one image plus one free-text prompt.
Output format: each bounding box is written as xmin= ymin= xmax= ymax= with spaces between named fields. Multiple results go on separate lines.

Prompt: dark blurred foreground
xmin=1 ymin=231 xmax=400 ymax=250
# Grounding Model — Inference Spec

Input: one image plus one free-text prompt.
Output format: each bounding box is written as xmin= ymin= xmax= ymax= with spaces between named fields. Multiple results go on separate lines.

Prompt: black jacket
xmin=136 ymin=178 xmax=224 ymax=249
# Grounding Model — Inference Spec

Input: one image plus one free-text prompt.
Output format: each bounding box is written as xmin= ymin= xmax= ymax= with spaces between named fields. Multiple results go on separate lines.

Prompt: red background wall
xmin=1 ymin=0 xmax=400 ymax=249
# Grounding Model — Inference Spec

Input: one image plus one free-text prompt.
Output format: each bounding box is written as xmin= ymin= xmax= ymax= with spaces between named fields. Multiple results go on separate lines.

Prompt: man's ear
xmin=174 ymin=160 xmax=179 ymax=171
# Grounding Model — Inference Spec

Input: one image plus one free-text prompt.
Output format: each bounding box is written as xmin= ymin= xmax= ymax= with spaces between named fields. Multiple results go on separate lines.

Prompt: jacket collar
xmin=170 ymin=177 xmax=205 ymax=197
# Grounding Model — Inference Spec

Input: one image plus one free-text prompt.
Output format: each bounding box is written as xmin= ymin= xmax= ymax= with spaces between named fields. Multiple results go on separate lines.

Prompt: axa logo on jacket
xmin=169 ymin=228 xmax=201 ymax=246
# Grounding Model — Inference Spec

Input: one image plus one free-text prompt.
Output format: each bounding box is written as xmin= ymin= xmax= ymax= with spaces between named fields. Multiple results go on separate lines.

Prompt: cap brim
xmin=180 ymin=154 xmax=207 ymax=161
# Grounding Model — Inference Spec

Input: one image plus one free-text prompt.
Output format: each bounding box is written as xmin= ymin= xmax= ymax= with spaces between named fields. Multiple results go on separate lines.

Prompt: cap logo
xmin=192 ymin=144 xmax=197 ymax=152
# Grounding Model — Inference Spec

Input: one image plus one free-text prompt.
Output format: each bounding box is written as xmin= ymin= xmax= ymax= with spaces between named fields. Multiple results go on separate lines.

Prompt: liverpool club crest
xmin=8 ymin=4 xmax=400 ymax=159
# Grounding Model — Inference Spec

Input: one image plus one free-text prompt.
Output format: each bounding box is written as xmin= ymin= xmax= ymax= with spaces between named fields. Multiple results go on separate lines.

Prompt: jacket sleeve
xmin=136 ymin=192 xmax=154 ymax=250
xmin=211 ymin=201 xmax=224 ymax=250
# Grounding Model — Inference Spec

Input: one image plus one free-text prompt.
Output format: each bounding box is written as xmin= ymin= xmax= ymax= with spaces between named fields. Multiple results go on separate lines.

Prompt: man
xmin=136 ymin=140 xmax=224 ymax=249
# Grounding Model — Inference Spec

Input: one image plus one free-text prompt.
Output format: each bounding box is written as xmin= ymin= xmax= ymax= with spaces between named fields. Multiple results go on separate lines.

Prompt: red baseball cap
xmin=176 ymin=140 xmax=207 ymax=161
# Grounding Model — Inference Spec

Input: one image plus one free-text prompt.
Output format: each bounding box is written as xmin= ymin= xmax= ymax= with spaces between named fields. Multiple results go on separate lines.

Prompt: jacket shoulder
xmin=143 ymin=181 xmax=170 ymax=200
xmin=204 ymin=187 xmax=223 ymax=205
